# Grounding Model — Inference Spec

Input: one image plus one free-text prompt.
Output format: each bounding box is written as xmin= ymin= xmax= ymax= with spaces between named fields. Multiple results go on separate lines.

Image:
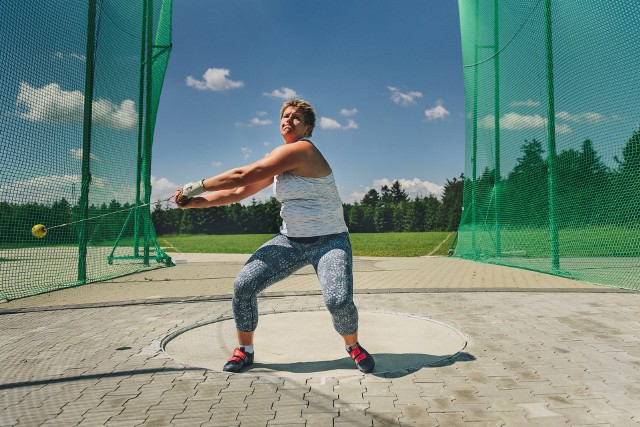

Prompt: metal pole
xmin=471 ymin=0 xmax=479 ymax=255
xmin=134 ymin=0 xmax=148 ymax=257
xmin=78 ymin=0 xmax=98 ymax=284
xmin=544 ymin=0 xmax=560 ymax=271
xmin=493 ymin=0 xmax=501 ymax=257
xmin=142 ymin=0 xmax=154 ymax=265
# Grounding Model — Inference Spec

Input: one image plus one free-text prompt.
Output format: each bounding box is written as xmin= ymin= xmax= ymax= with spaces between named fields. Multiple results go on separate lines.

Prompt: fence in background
xmin=0 ymin=0 xmax=174 ymax=300
xmin=456 ymin=0 xmax=640 ymax=290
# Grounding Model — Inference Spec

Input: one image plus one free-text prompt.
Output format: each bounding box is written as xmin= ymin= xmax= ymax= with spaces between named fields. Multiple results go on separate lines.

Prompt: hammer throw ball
xmin=32 ymin=224 xmax=48 ymax=238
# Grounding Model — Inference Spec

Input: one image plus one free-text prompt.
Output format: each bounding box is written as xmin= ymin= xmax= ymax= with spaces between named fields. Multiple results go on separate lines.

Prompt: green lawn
xmin=457 ymin=225 xmax=640 ymax=257
xmin=157 ymin=232 xmax=456 ymax=257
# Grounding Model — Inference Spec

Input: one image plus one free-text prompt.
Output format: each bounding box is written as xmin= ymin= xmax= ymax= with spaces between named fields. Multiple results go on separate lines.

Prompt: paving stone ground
xmin=1 ymin=255 xmax=639 ymax=426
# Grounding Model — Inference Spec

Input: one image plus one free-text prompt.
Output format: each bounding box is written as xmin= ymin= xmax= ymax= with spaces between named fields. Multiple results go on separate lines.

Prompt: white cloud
xmin=424 ymin=100 xmax=450 ymax=121
xmin=236 ymin=113 xmax=273 ymax=128
xmin=482 ymin=110 xmax=609 ymax=131
xmin=479 ymin=112 xmax=571 ymax=134
xmin=388 ymin=86 xmax=423 ymax=106
xmin=54 ymin=51 xmax=86 ymax=62
xmin=70 ymin=53 xmax=86 ymax=62
xmin=318 ymin=108 xmax=359 ymax=130
xmin=249 ymin=117 xmax=272 ymax=126
xmin=0 ymin=174 xmax=114 ymax=205
xmin=186 ymin=68 xmax=244 ymax=91
xmin=319 ymin=116 xmax=342 ymax=130
xmin=0 ymin=174 xmax=79 ymax=204
xmin=479 ymin=113 xmax=545 ymax=130
xmin=556 ymin=111 xmax=606 ymax=123
xmin=500 ymin=112 xmax=547 ymax=130
xmin=151 ymin=175 xmax=179 ymax=204
xmin=263 ymin=87 xmax=298 ymax=100
xmin=477 ymin=114 xmax=497 ymax=129
xmin=344 ymin=119 xmax=359 ymax=130
xmin=16 ymin=82 xmax=137 ymax=129
xmin=340 ymin=108 xmax=359 ymax=117
xmin=70 ymin=148 xmax=98 ymax=161
xmin=71 ymin=148 xmax=82 ymax=160
xmin=510 ymin=99 xmax=540 ymax=107
xmin=348 ymin=177 xmax=445 ymax=203
xmin=211 ymin=161 xmax=222 ymax=168
xmin=0 ymin=172 xmax=176 ymax=207
xmin=318 ymin=116 xmax=359 ymax=131
xmin=555 ymin=124 xmax=572 ymax=134
xmin=92 ymin=98 xmax=138 ymax=129
xmin=241 ymin=147 xmax=252 ymax=159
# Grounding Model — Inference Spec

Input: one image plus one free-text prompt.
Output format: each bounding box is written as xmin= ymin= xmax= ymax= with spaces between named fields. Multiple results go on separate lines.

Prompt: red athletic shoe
xmin=223 ymin=347 xmax=254 ymax=373
xmin=348 ymin=343 xmax=375 ymax=373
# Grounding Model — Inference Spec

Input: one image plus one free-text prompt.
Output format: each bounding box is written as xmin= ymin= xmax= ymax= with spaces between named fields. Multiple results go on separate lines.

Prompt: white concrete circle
xmin=162 ymin=310 xmax=467 ymax=378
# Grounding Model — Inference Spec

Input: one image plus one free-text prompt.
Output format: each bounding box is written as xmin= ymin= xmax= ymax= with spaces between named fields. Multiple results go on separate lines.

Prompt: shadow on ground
xmin=243 ymin=351 xmax=476 ymax=378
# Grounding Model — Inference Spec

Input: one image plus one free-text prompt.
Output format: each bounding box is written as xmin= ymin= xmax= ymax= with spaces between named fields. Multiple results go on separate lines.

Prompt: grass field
xmin=157 ymin=232 xmax=456 ymax=257
xmin=457 ymin=225 xmax=640 ymax=257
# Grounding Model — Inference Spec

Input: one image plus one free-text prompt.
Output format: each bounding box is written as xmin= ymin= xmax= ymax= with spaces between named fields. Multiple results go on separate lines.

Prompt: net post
xmin=493 ymin=0 xmax=501 ymax=258
xmin=544 ymin=0 xmax=560 ymax=272
xmin=134 ymin=0 xmax=149 ymax=258
xmin=78 ymin=0 xmax=98 ymax=284
xmin=470 ymin=0 xmax=479 ymax=256
xmin=143 ymin=0 xmax=154 ymax=266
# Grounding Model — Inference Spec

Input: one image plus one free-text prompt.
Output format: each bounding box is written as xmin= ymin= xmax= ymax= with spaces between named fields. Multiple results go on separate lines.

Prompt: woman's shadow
xmin=247 ymin=351 xmax=476 ymax=378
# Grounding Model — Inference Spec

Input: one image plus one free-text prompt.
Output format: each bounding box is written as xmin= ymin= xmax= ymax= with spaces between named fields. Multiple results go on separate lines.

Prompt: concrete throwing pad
xmin=162 ymin=311 xmax=467 ymax=378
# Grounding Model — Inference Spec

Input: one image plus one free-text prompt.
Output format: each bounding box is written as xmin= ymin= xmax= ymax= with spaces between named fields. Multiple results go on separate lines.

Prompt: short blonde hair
xmin=280 ymin=98 xmax=316 ymax=136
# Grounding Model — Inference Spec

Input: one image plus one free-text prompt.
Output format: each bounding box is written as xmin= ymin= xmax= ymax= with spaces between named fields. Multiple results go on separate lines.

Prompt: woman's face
xmin=280 ymin=106 xmax=310 ymax=141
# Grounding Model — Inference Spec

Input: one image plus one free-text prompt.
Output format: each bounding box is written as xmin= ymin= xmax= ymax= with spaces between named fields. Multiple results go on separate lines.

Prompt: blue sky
xmin=151 ymin=0 xmax=465 ymax=204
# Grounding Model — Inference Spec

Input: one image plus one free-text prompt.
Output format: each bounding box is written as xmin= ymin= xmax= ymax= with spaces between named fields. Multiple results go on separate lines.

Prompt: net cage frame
xmin=455 ymin=0 xmax=640 ymax=290
xmin=4 ymin=0 xmax=639 ymax=299
xmin=0 ymin=0 xmax=174 ymax=301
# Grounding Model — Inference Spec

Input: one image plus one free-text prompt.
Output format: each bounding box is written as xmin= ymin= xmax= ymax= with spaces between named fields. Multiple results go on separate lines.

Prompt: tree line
xmin=151 ymin=177 xmax=465 ymax=236
xmin=0 ymin=175 xmax=463 ymax=245
xmin=4 ymin=128 xmax=638 ymax=244
xmin=468 ymin=129 xmax=640 ymax=229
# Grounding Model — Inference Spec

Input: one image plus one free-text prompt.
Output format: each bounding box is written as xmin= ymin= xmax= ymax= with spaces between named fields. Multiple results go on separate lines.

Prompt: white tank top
xmin=274 ymin=171 xmax=349 ymax=238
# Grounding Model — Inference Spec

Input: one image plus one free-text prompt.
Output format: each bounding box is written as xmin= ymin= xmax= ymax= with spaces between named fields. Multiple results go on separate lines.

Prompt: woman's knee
xmin=233 ymin=261 xmax=265 ymax=297
xmin=324 ymin=292 xmax=354 ymax=314
xmin=233 ymin=274 xmax=251 ymax=295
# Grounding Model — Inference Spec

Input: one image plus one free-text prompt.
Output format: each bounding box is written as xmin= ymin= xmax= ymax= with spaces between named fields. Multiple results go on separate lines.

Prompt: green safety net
xmin=0 ymin=0 xmax=174 ymax=301
xmin=456 ymin=0 xmax=640 ymax=290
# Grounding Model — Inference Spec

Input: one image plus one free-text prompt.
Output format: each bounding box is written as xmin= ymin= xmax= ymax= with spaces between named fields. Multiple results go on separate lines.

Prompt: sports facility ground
xmin=2 ymin=254 xmax=639 ymax=426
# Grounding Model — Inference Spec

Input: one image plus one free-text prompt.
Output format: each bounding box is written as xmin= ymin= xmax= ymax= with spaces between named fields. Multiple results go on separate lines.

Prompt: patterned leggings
xmin=232 ymin=232 xmax=358 ymax=336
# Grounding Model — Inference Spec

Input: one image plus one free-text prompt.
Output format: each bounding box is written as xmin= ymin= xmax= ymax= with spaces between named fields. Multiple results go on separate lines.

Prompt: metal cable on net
xmin=44 ymin=196 xmax=173 ymax=231
xmin=463 ymin=0 xmax=543 ymax=69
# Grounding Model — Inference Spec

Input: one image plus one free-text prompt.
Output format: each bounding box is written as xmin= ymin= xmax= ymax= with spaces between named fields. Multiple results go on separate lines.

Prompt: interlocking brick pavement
xmin=1 ymin=255 xmax=639 ymax=426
